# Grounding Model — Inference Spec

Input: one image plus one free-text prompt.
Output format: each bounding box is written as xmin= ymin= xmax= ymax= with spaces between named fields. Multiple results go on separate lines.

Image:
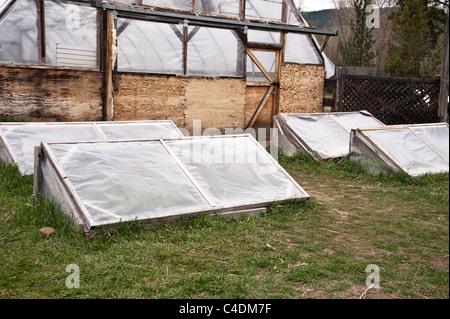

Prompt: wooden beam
xmin=183 ymin=24 xmax=188 ymax=75
xmin=320 ymin=35 xmax=330 ymax=52
xmin=33 ymin=146 xmax=42 ymax=198
xmin=438 ymin=15 xmax=449 ymax=122
xmin=247 ymin=50 xmax=274 ymax=82
xmin=246 ymin=84 xmax=275 ymax=129
xmin=273 ymin=50 xmax=282 ymax=121
xmin=102 ymin=3 xmax=339 ymax=36
xmin=247 ymin=42 xmax=283 ymax=50
xmin=37 ymin=0 xmax=46 ymax=65
xmin=239 ymin=0 xmax=246 ymax=19
xmin=104 ymin=10 xmax=116 ymax=121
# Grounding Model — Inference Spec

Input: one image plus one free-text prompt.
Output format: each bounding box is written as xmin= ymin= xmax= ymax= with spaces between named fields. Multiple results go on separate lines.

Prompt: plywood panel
xmin=0 ymin=66 xmax=102 ymax=121
xmin=245 ymin=85 xmax=274 ymax=128
xmin=114 ymin=74 xmax=186 ymax=127
xmin=279 ymin=64 xmax=325 ymax=114
xmin=185 ymin=78 xmax=246 ymax=133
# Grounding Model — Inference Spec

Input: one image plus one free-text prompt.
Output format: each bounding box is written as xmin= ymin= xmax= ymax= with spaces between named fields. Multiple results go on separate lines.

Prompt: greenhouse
xmin=35 ymin=134 xmax=309 ymax=230
xmin=349 ymin=124 xmax=449 ymax=177
xmin=0 ymin=0 xmax=337 ymax=132
xmin=275 ymin=111 xmax=385 ymax=160
xmin=0 ymin=120 xmax=183 ymax=174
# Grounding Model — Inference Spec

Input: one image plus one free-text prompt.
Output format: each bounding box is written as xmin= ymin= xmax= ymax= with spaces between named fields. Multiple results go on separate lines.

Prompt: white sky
xmin=301 ymin=0 xmax=335 ymax=12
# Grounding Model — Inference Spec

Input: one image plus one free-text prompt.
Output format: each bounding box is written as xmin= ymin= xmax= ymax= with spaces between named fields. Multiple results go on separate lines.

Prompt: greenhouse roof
xmin=0 ymin=120 xmax=183 ymax=175
xmin=275 ymin=111 xmax=386 ymax=160
xmin=36 ymin=134 xmax=309 ymax=229
xmin=349 ymin=123 xmax=449 ymax=177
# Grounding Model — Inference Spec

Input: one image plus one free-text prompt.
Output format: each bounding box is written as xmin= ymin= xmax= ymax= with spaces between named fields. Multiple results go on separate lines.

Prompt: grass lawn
xmin=0 ymin=153 xmax=448 ymax=299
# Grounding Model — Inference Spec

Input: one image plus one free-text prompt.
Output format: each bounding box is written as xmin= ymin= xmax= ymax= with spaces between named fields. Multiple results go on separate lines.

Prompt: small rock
xmin=39 ymin=227 xmax=56 ymax=239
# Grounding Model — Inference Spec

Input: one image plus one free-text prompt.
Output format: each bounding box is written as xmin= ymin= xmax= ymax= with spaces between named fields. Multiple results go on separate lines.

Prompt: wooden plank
xmin=279 ymin=64 xmax=325 ymax=114
xmin=0 ymin=66 xmax=103 ymax=121
xmin=185 ymin=78 xmax=246 ymax=133
xmin=247 ymin=85 xmax=275 ymax=129
xmin=438 ymin=16 xmax=449 ymax=121
xmin=246 ymin=81 xmax=271 ymax=87
xmin=37 ymin=0 xmax=46 ymax=65
xmin=113 ymin=74 xmax=186 ymax=127
xmin=33 ymin=146 xmax=42 ymax=198
xmin=104 ymin=10 xmax=115 ymax=121
xmin=247 ymin=50 xmax=274 ymax=82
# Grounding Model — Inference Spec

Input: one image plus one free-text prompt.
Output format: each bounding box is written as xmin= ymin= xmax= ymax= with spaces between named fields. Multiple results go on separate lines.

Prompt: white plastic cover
xmin=248 ymin=30 xmax=282 ymax=45
xmin=247 ymin=50 xmax=275 ymax=82
xmin=45 ymin=0 xmax=98 ymax=68
xmin=284 ymin=33 xmax=324 ymax=66
xmin=187 ymin=26 xmax=243 ymax=76
xmin=0 ymin=0 xmax=39 ymax=64
xmin=48 ymin=141 xmax=209 ymax=225
xmin=355 ymin=125 xmax=449 ymax=177
xmin=246 ymin=0 xmax=283 ymax=22
xmin=195 ymin=0 xmax=240 ymax=17
xmin=284 ymin=4 xmax=336 ymax=78
xmin=141 ymin=0 xmax=192 ymax=11
xmin=279 ymin=112 xmax=385 ymax=160
xmin=40 ymin=135 xmax=309 ymax=228
xmin=117 ymin=19 xmax=183 ymax=74
xmin=165 ymin=137 xmax=306 ymax=206
xmin=0 ymin=121 xmax=183 ymax=175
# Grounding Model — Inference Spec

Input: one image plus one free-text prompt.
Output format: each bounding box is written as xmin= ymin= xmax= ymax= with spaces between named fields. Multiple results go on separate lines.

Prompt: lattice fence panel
xmin=340 ymin=75 xmax=441 ymax=125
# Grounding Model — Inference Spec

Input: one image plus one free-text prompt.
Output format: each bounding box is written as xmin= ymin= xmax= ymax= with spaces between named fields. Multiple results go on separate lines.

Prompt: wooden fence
xmin=323 ymin=69 xmax=443 ymax=125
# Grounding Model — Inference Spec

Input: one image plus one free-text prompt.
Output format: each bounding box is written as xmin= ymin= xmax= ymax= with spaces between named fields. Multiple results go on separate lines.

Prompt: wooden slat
xmin=104 ymin=10 xmax=115 ymax=121
xmin=340 ymin=74 xmax=441 ymax=125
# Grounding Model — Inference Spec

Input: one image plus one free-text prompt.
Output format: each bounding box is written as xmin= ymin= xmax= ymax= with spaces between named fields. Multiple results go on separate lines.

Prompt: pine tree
xmin=384 ymin=0 xmax=447 ymax=77
xmin=340 ymin=0 xmax=377 ymax=67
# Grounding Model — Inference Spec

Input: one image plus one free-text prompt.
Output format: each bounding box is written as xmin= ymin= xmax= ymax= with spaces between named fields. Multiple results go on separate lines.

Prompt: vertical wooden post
xmin=438 ymin=15 xmax=449 ymax=122
xmin=273 ymin=49 xmax=282 ymax=123
xmin=239 ymin=0 xmax=246 ymax=19
xmin=36 ymin=0 xmax=46 ymax=65
xmin=104 ymin=10 xmax=116 ymax=121
xmin=33 ymin=146 xmax=42 ymax=198
xmin=183 ymin=21 xmax=188 ymax=75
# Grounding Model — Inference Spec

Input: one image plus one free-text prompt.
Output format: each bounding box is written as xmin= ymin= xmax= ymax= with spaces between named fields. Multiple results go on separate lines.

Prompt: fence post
xmin=438 ymin=16 xmax=449 ymax=123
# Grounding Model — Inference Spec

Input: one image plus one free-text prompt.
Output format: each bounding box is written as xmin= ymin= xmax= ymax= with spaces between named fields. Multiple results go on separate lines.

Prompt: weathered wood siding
xmin=113 ymin=74 xmax=186 ymax=127
xmin=0 ymin=66 xmax=103 ymax=121
xmin=0 ymin=64 xmax=327 ymax=129
xmin=114 ymin=74 xmax=246 ymax=133
xmin=184 ymin=78 xmax=246 ymax=133
xmin=279 ymin=64 xmax=325 ymax=114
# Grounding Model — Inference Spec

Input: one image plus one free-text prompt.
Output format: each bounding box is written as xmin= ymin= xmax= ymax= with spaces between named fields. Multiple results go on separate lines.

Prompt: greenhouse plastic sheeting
xmin=276 ymin=111 xmax=385 ymax=160
xmin=37 ymin=135 xmax=309 ymax=229
xmin=117 ymin=18 xmax=183 ymax=74
xmin=349 ymin=124 xmax=449 ymax=177
xmin=0 ymin=0 xmax=39 ymax=65
xmin=0 ymin=121 xmax=183 ymax=175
